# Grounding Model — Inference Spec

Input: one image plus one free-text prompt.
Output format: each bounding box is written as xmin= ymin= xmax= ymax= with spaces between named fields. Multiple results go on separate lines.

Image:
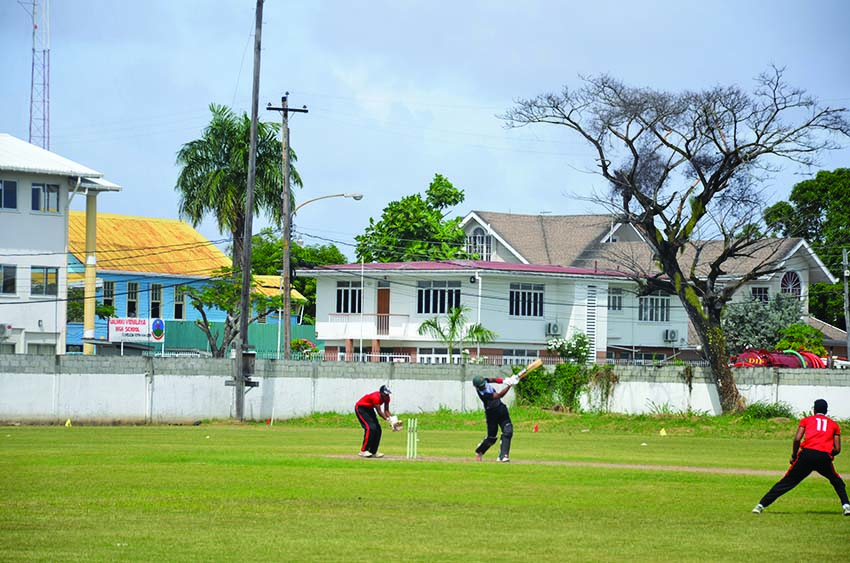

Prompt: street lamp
xmin=294 ymin=192 xmax=363 ymax=215
xmin=280 ymin=192 xmax=363 ymax=359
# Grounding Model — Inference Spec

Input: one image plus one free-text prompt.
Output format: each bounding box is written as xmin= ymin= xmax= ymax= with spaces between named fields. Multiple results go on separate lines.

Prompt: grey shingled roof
xmin=468 ymin=211 xmax=829 ymax=282
xmin=471 ymin=211 xmax=619 ymax=266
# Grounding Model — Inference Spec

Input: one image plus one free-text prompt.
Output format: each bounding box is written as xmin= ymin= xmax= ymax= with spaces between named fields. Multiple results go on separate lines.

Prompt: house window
xmin=0 ymin=264 xmax=16 ymax=294
xmin=638 ymin=293 xmax=670 ymax=322
xmin=30 ymin=266 xmax=58 ymax=296
xmin=27 ymin=343 xmax=55 ymax=355
xmin=127 ymin=282 xmax=138 ymax=318
xmin=780 ymin=271 xmax=801 ymax=298
xmin=751 ymin=287 xmax=769 ymax=303
xmin=174 ymin=286 xmax=186 ymax=320
xmin=150 ymin=284 xmax=162 ymax=318
xmin=0 ymin=180 xmax=17 ymax=209
xmin=31 ymin=183 xmax=59 ymax=213
xmin=336 ymin=281 xmax=362 ymax=314
xmin=466 ymin=227 xmax=492 ymax=261
xmin=608 ymin=288 xmax=623 ymax=311
xmin=509 ymin=283 xmax=544 ymax=318
xmin=0 ymin=343 xmax=15 ymax=354
xmin=417 ymin=281 xmax=461 ymax=314
xmin=502 ymin=349 xmax=538 ymax=365
xmin=417 ymin=347 xmax=451 ymax=364
xmin=103 ymin=281 xmax=115 ymax=309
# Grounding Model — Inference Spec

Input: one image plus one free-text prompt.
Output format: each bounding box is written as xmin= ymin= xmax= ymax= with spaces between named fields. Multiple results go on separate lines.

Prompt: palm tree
xmin=417 ymin=305 xmax=497 ymax=364
xmin=175 ymin=103 xmax=302 ymax=270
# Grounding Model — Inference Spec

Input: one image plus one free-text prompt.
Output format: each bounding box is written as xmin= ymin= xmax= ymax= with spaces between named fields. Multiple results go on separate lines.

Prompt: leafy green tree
xmin=775 ymin=323 xmax=827 ymax=356
xmin=66 ymin=287 xmax=114 ymax=322
xmin=175 ymin=103 xmax=302 ymax=271
xmin=764 ymin=168 xmax=850 ymax=329
xmin=721 ymin=294 xmax=802 ymax=355
xmin=249 ymin=227 xmax=347 ymax=323
xmin=184 ymin=268 xmax=283 ymax=358
xmin=417 ymin=305 xmax=496 ymax=364
xmin=355 ymin=174 xmax=472 ymax=262
xmin=502 ymin=67 xmax=850 ymax=413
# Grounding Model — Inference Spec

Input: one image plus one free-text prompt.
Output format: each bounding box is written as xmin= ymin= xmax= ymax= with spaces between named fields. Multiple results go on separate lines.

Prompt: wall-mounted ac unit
xmin=546 ymin=321 xmax=562 ymax=336
xmin=0 ymin=324 xmax=10 ymax=338
xmin=663 ymin=329 xmax=678 ymax=342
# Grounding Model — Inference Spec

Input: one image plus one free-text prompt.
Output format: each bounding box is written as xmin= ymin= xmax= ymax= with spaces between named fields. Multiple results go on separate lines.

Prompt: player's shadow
xmin=764 ymin=509 xmax=840 ymax=516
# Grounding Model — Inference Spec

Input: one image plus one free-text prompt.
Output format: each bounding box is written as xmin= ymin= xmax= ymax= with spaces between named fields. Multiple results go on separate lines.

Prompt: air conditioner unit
xmin=0 ymin=324 xmax=10 ymax=338
xmin=546 ymin=321 xmax=562 ymax=336
xmin=663 ymin=329 xmax=678 ymax=342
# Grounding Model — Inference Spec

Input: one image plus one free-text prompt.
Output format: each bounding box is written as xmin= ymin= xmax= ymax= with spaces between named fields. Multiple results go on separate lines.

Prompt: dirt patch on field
xmin=328 ymin=454 xmax=780 ymax=476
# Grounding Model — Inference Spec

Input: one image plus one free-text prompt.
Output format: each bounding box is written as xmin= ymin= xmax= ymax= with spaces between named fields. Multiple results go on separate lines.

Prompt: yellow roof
xmin=68 ymin=211 xmax=230 ymax=277
xmin=254 ymin=274 xmax=307 ymax=302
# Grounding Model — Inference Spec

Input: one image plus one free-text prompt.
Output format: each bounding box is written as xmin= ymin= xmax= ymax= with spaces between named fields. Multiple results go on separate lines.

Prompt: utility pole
xmin=843 ymin=249 xmax=850 ymax=360
xmin=232 ymin=0 xmax=264 ymax=421
xmin=267 ymin=94 xmax=307 ymax=360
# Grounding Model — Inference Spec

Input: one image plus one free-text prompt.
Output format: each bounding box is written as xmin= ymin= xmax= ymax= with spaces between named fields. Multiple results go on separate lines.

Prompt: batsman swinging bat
xmin=516 ymin=358 xmax=543 ymax=380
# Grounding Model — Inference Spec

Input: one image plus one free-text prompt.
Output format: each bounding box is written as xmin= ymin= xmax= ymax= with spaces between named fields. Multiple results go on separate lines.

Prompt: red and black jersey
xmin=799 ymin=414 xmax=841 ymax=453
xmin=356 ymin=391 xmax=390 ymax=410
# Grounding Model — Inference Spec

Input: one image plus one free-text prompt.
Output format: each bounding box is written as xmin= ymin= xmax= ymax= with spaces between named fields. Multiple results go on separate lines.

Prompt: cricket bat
xmin=515 ymin=358 xmax=543 ymax=380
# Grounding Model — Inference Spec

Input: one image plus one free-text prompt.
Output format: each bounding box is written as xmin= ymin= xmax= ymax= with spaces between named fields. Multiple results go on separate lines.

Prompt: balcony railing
xmin=324 ymin=313 xmax=412 ymax=339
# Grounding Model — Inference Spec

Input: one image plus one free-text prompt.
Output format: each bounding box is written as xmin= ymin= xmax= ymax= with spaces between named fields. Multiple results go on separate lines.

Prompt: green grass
xmin=2 ymin=408 xmax=849 ymax=562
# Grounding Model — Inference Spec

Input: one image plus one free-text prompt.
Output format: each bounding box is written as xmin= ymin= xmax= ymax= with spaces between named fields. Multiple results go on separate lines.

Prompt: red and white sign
xmin=108 ymin=318 xmax=153 ymax=343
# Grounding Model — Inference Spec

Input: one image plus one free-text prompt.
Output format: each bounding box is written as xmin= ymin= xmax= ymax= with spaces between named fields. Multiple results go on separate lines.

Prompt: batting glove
xmin=504 ymin=376 xmax=519 ymax=386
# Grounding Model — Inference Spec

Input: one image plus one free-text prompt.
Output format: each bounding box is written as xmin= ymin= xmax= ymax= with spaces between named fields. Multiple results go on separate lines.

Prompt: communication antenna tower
xmin=20 ymin=0 xmax=50 ymax=149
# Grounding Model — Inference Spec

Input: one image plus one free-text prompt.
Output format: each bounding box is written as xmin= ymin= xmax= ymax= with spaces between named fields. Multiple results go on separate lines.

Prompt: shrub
xmin=546 ymin=332 xmax=591 ymax=364
xmin=514 ymin=366 xmax=556 ymax=408
xmin=742 ymin=400 xmax=795 ymax=420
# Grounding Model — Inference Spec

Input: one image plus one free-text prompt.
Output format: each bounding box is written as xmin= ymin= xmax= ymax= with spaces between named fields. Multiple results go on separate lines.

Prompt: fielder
xmin=752 ymin=398 xmax=850 ymax=516
xmin=472 ymin=374 xmax=519 ymax=462
xmin=355 ymin=385 xmax=399 ymax=458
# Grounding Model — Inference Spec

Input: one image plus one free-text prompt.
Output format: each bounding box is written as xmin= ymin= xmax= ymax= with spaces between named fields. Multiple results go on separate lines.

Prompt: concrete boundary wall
xmin=1 ymin=356 xmax=849 ymax=423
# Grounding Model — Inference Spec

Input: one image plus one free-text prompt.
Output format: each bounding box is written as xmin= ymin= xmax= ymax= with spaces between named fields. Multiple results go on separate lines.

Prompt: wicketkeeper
xmin=472 ymin=374 xmax=519 ymax=462
xmin=355 ymin=384 xmax=399 ymax=458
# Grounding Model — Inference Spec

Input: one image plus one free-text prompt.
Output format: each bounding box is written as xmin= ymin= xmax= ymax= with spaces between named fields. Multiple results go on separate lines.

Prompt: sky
xmin=2 ymin=0 xmax=849 ymax=261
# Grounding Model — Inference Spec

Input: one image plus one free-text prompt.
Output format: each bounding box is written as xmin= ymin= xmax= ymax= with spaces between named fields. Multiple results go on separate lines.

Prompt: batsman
xmin=472 ymin=373 xmax=520 ymax=462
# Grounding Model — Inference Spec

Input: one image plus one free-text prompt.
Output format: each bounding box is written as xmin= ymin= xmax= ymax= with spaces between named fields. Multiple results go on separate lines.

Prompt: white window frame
xmin=127 ymin=282 xmax=139 ymax=318
xmin=638 ymin=293 xmax=670 ymax=322
xmin=103 ymin=280 xmax=115 ymax=309
xmin=336 ymin=281 xmax=362 ymax=314
xmin=31 ymin=183 xmax=60 ymax=213
xmin=150 ymin=283 xmax=162 ymax=318
xmin=608 ymin=288 xmax=623 ymax=311
xmin=780 ymin=271 xmax=802 ymax=298
xmin=0 ymin=179 xmax=17 ymax=210
xmin=30 ymin=266 xmax=58 ymax=297
xmin=509 ymin=283 xmax=544 ymax=318
xmin=466 ymin=227 xmax=492 ymax=261
xmin=0 ymin=264 xmax=16 ymax=295
xmin=751 ymin=286 xmax=769 ymax=303
xmin=417 ymin=281 xmax=461 ymax=315
xmin=173 ymin=286 xmax=186 ymax=320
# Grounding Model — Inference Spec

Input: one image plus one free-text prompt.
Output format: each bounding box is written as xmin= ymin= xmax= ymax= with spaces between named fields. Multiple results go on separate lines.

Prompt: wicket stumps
xmin=406 ymin=418 xmax=419 ymax=459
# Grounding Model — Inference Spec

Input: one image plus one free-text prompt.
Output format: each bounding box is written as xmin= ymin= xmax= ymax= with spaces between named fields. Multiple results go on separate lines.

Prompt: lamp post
xmin=281 ymin=192 xmax=363 ymax=359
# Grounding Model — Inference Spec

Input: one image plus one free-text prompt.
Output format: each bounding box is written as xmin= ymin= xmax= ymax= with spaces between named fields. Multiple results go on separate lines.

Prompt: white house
xmin=460 ymin=211 xmax=838 ymax=360
xmin=0 ymin=134 xmax=120 ymax=354
xmin=300 ymin=260 xmax=690 ymax=364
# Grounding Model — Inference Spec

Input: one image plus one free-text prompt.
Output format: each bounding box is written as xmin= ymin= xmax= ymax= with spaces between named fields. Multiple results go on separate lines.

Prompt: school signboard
xmin=108 ymin=318 xmax=164 ymax=343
